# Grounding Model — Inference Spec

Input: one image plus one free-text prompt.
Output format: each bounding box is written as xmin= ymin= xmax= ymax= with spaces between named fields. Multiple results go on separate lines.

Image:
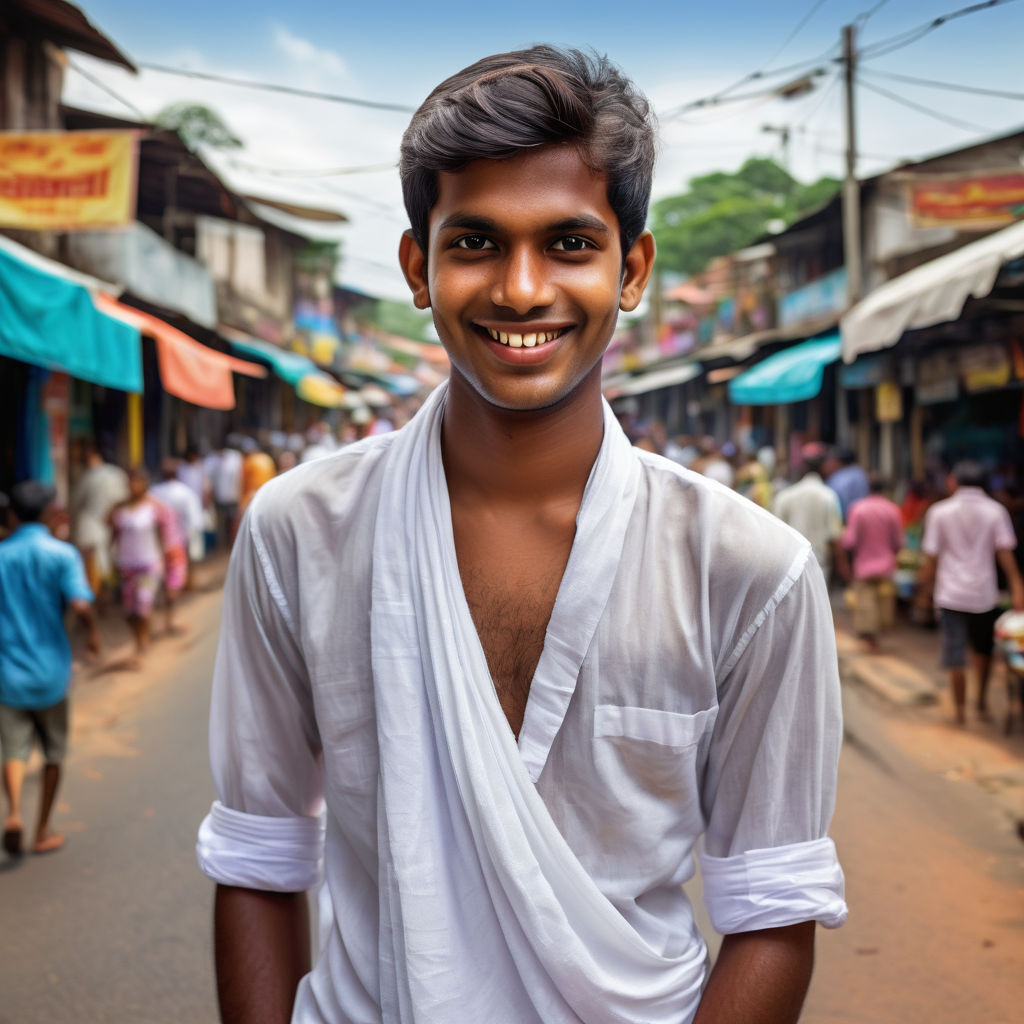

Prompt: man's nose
xmin=490 ymin=248 xmax=556 ymax=313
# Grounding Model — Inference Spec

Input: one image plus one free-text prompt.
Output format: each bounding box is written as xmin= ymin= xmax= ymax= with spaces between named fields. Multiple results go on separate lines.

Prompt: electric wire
xmin=858 ymin=77 xmax=994 ymax=133
xmin=137 ymin=61 xmax=416 ymax=113
xmin=224 ymin=157 xmax=397 ymax=179
xmin=67 ymin=58 xmax=149 ymax=121
xmin=864 ymin=68 xmax=1024 ymax=101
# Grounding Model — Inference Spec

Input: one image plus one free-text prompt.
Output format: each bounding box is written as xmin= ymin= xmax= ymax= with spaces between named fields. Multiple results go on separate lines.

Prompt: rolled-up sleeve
xmin=196 ymin=501 xmax=324 ymax=893
xmin=699 ymin=549 xmax=848 ymax=932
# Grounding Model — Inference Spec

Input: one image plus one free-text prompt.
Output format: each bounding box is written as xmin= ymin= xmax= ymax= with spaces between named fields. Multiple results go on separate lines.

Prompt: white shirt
xmin=773 ymin=472 xmax=843 ymax=573
xmin=923 ymin=487 xmax=1017 ymax=613
xmin=212 ymin=448 xmax=242 ymax=504
xmin=198 ymin=427 xmax=846 ymax=1023
xmin=149 ymin=479 xmax=203 ymax=553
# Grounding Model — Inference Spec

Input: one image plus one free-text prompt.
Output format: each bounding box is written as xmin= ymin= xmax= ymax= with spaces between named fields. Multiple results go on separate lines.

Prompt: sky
xmin=64 ymin=0 xmax=1024 ymax=301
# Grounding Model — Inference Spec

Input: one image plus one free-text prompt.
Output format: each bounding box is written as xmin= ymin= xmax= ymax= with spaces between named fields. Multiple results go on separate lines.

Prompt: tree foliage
xmin=651 ymin=158 xmax=840 ymax=276
xmin=356 ymin=298 xmax=436 ymax=344
xmin=155 ymin=103 xmax=243 ymax=151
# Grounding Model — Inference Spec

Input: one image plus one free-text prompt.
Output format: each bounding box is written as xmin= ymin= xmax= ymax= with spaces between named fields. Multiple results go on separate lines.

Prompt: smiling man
xmin=198 ymin=46 xmax=846 ymax=1024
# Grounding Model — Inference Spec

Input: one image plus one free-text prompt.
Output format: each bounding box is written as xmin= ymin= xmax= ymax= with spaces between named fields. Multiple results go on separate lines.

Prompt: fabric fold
xmin=196 ymin=800 xmax=324 ymax=893
xmin=698 ymin=836 xmax=847 ymax=934
xmin=370 ymin=382 xmax=707 ymax=1023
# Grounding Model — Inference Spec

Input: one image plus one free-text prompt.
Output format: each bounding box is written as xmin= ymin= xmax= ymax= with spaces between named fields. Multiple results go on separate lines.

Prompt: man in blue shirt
xmin=1 ymin=481 xmax=99 ymax=857
xmin=828 ymin=448 xmax=870 ymax=523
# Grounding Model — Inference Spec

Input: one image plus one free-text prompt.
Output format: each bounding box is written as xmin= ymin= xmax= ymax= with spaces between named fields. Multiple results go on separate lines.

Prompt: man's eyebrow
xmin=437 ymin=214 xmax=501 ymax=233
xmin=546 ymin=216 xmax=611 ymax=235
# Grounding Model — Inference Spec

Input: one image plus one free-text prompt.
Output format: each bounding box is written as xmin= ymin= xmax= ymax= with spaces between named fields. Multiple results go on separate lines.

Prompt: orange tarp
xmin=93 ymin=294 xmax=266 ymax=410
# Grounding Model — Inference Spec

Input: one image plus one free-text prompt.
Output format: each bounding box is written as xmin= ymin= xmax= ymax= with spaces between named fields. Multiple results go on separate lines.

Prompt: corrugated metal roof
xmin=4 ymin=0 xmax=135 ymax=71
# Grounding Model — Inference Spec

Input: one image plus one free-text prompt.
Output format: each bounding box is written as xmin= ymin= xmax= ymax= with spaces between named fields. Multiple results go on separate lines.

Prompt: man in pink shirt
xmin=919 ymin=462 xmax=1024 ymax=724
xmin=842 ymin=476 xmax=903 ymax=651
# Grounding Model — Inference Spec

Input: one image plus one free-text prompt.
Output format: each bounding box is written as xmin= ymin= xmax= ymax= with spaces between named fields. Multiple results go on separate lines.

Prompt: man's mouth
xmin=480 ymin=326 xmax=568 ymax=349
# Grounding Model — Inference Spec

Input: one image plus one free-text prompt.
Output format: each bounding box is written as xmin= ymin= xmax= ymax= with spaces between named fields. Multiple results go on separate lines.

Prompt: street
xmin=2 ymin=577 xmax=1024 ymax=1024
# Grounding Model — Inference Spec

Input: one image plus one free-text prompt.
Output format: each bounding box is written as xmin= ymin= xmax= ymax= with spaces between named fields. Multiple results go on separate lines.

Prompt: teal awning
xmin=0 ymin=242 xmax=141 ymax=392
xmin=728 ymin=333 xmax=841 ymax=406
xmin=226 ymin=336 xmax=317 ymax=385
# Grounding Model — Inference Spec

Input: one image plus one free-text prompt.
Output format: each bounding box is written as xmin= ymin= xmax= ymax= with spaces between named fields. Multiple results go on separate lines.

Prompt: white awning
xmin=613 ymin=361 xmax=702 ymax=397
xmin=841 ymin=218 xmax=1024 ymax=364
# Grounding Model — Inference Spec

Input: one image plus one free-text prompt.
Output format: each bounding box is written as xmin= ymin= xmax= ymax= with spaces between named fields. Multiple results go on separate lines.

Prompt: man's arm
xmin=996 ymin=548 xmax=1024 ymax=610
xmin=70 ymin=598 xmax=100 ymax=656
xmin=694 ymin=922 xmax=816 ymax=1024
xmin=915 ymin=553 xmax=937 ymax=610
xmin=214 ymin=885 xmax=311 ymax=1024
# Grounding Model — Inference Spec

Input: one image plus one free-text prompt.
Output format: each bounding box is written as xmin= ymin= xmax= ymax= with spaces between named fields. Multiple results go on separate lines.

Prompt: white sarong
xmin=370 ymin=383 xmax=706 ymax=1023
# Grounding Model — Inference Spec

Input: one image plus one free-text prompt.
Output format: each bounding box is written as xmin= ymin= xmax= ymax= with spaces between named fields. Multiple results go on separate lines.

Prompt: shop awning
xmin=225 ymin=332 xmax=348 ymax=409
xmin=841 ymin=218 xmax=1024 ymax=364
xmin=728 ymin=334 xmax=841 ymax=405
xmin=0 ymin=236 xmax=141 ymax=392
xmin=95 ymin=295 xmax=266 ymax=410
xmin=613 ymin=361 xmax=703 ymax=397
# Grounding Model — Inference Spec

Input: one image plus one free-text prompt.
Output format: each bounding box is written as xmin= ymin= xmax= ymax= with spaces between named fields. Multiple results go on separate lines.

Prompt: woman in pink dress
xmin=110 ymin=467 xmax=165 ymax=667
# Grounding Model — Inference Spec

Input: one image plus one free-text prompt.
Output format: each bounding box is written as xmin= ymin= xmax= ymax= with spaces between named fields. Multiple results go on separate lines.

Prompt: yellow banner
xmin=0 ymin=131 xmax=138 ymax=230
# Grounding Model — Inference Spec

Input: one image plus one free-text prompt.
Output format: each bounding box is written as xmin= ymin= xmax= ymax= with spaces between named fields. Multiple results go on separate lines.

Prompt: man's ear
xmin=399 ymin=231 xmax=431 ymax=309
xmin=619 ymin=230 xmax=656 ymax=313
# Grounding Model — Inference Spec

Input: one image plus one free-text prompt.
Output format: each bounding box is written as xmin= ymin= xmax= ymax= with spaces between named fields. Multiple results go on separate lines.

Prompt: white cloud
xmin=271 ymin=23 xmax=348 ymax=80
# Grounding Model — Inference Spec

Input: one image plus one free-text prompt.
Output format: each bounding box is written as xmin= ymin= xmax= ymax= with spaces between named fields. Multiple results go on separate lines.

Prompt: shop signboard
xmin=875 ymin=380 xmax=903 ymax=423
xmin=908 ymin=172 xmax=1024 ymax=229
xmin=778 ymin=267 xmax=848 ymax=329
xmin=915 ymin=351 xmax=959 ymax=405
xmin=0 ymin=131 xmax=139 ymax=230
xmin=959 ymin=342 xmax=1011 ymax=393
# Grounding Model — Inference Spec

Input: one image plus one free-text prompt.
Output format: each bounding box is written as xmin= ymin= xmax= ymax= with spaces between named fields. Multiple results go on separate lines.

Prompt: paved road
xmin=2 ymin=580 xmax=1023 ymax=1023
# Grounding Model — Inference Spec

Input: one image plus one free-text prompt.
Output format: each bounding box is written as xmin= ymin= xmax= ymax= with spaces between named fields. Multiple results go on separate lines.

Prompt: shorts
xmin=120 ymin=565 xmax=162 ymax=617
xmin=0 ymin=699 xmax=69 ymax=764
xmin=853 ymin=576 xmax=895 ymax=636
xmin=939 ymin=607 xmax=999 ymax=668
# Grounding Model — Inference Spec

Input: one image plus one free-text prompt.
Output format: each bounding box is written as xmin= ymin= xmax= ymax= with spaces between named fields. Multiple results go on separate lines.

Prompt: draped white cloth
xmin=370 ymin=383 xmax=705 ymax=1022
xmin=197 ymin=380 xmax=847 ymax=1024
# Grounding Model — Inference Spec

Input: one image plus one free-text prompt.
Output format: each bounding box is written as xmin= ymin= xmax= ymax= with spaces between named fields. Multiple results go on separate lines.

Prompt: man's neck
xmin=441 ymin=371 xmax=606 ymax=510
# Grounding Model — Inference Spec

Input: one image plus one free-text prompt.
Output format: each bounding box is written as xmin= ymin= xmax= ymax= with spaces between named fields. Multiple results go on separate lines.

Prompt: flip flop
xmin=2 ymin=826 xmax=23 ymax=857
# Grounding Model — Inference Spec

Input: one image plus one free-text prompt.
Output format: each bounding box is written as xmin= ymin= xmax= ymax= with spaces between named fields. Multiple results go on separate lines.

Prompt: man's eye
xmin=552 ymin=235 xmax=592 ymax=252
xmin=454 ymin=235 xmax=494 ymax=250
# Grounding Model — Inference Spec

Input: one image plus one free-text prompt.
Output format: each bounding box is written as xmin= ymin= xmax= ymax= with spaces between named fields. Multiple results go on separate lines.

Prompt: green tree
xmin=651 ymin=158 xmax=839 ymax=276
xmin=154 ymin=103 xmax=243 ymax=151
xmin=356 ymin=298 xmax=436 ymax=344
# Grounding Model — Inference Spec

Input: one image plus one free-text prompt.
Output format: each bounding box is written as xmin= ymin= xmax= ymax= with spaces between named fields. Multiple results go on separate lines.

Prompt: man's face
xmin=401 ymin=146 xmax=652 ymax=413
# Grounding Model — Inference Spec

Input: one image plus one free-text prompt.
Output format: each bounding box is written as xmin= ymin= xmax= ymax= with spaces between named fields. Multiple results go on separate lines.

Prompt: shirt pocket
xmin=594 ymin=704 xmax=717 ymax=749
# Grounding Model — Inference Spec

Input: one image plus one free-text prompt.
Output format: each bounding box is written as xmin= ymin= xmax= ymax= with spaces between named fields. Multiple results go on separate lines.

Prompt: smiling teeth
xmin=486 ymin=328 xmax=562 ymax=348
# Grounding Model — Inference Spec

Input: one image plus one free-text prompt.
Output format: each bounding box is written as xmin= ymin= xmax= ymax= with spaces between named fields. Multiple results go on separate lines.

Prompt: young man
xmin=918 ymin=461 xmax=1024 ymax=724
xmin=1 ymin=481 xmax=99 ymax=857
xmin=198 ymin=47 xmax=846 ymax=1024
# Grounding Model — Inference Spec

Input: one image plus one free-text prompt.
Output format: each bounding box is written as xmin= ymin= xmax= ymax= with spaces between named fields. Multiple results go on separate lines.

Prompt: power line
xmin=137 ymin=62 xmax=416 ymax=113
xmin=225 ymin=156 xmax=396 ymax=179
xmin=865 ymin=68 xmax=1024 ymax=101
xmin=661 ymin=65 xmax=830 ymax=120
xmin=860 ymin=0 xmax=1022 ymax=60
xmin=68 ymin=58 xmax=149 ymax=121
xmin=858 ymin=77 xmax=993 ymax=134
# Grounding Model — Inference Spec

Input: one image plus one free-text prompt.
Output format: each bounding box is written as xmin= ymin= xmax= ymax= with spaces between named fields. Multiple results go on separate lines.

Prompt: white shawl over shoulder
xmin=370 ymin=383 xmax=706 ymax=1023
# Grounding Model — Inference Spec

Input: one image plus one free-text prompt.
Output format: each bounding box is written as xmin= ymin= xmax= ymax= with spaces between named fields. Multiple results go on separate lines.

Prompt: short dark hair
xmin=10 ymin=480 xmax=56 ymax=522
xmin=953 ymin=460 xmax=986 ymax=489
xmin=869 ymin=474 xmax=889 ymax=494
xmin=400 ymin=45 xmax=656 ymax=260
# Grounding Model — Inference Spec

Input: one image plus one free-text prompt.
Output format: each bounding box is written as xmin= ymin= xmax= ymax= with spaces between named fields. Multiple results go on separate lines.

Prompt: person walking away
xmin=69 ymin=443 xmax=128 ymax=609
xmin=239 ymin=441 xmax=277 ymax=517
xmin=827 ymin=448 xmax=869 ymax=523
xmin=211 ymin=439 xmax=243 ymax=548
xmin=917 ymin=461 xmax=1024 ymax=725
xmin=842 ymin=476 xmax=903 ymax=652
xmin=110 ymin=467 xmax=165 ymax=668
xmin=774 ymin=442 xmax=845 ymax=581
xmin=151 ymin=457 xmax=204 ymax=587
xmin=198 ymin=47 xmax=846 ymax=1024
xmin=0 ymin=481 xmax=99 ymax=857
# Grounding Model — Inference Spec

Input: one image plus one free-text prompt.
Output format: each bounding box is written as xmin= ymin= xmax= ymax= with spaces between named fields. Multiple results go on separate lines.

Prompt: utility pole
xmin=761 ymin=124 xmax=792 ymax=174
xmin=841 ymin=23 xmax=862 ymax=306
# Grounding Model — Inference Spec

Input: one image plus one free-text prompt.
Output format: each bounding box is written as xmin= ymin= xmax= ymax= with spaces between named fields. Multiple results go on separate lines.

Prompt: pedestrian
xmin=238 ymin=440 xmax=277 ymax=517
xmin=774 ymin=442 xmax=846 ymax=580
xmin=69 ymin=442 xmax=128 ymax=608
xmin=197 ymin=46 xmax=846 ymax=1024
xmin=211 ymin=438 xmax=243 ymax=548
xmin=151 ymin=456 xmax=204 ymax=570
xmin=842 ymin=475 xmax=904 ymax=652
xmin=1 ymin=481 xmax=99 ymax=857
xmin=109 ymin=467 xmax=166 ymax=668
xmin=917 ymin=461 xmax=1024 ymax=725
xmin=176 ymin=445 xmax=207 ymax=509
xmin=827 ymin=448 xmax=869 ymax=523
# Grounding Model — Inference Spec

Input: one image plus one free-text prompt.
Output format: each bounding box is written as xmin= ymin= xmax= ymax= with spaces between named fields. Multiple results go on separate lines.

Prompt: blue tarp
xmin=0 ymin=245 xmax=142 ymax=393
xmin=728 ymin=333 xmax=842 ymax=406
xmin=227 ymin=336 xmax=317 ymax=386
